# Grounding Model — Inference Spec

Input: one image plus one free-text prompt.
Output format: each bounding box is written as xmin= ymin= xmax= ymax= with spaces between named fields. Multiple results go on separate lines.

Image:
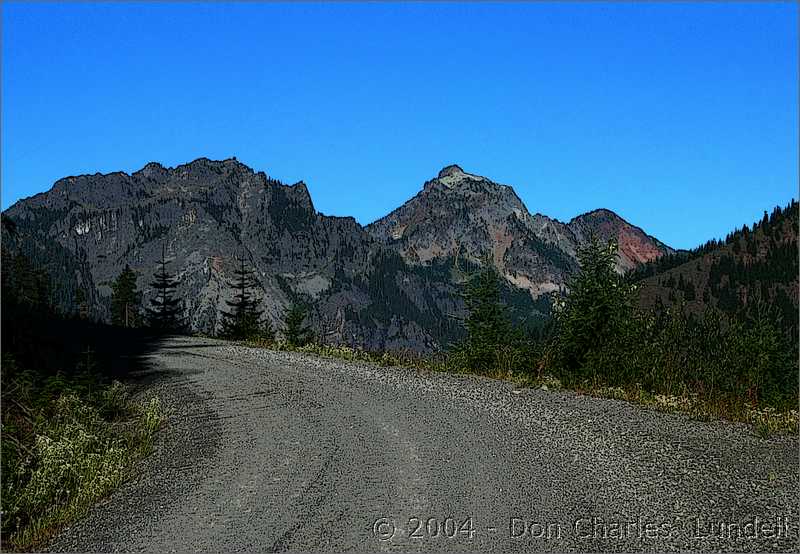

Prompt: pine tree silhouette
xmin=220 ymin=252 xmax=267 ymax=340
xmin=74 ymin=287 xmax=89 ymax=319
xmin=146 ymin=245 xmax=185 ymax=332
xmin=283 ymin=302 xmax=312 ymax=346
xmin=453 ymin=255 xmax=517 ymax=372
xmin=111 ymin=264 xmax=140 ymax=327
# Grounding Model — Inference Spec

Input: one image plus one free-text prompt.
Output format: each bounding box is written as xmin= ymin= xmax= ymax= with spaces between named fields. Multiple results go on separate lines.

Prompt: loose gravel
xmin=46 ymin=336 xmax=799 ymax=552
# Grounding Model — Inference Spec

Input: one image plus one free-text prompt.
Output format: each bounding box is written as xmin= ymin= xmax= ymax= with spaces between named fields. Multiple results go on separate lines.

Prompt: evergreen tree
xmin=550 ymin=237 xmax=635 ymax=378
xmin=146 ymin=245 xmax=185 ymax=332
xmin=684 ymin=279 xmax=696 ymax=301
xmin=111 ymin=264 xmax=140 ymax=327
xmin=283 ymin=302 xmax=312 ymax=346
xmin=16 ymin=254 xmax=52 ymax=309
xmin=220 ymin=253 xmax=265 ymax=340
xmin=747 ymin=237 xmax=758 ymax=257
xmin=455 ymin=261 xmax=514 ymax=372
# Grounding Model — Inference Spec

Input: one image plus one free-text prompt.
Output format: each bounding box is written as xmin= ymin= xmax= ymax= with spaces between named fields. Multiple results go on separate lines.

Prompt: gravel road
xmin=47 ymin=335 xmax=799 ymax=552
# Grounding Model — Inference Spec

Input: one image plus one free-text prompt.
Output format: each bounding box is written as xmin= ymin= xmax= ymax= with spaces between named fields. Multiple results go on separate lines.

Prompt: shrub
xmin=546 ymin=237 xmax=798 ymax=412
xmin=548 ymin=236 xmax=638 ymax=384
xmin=1 ymin=376 xmax=164 ymax=550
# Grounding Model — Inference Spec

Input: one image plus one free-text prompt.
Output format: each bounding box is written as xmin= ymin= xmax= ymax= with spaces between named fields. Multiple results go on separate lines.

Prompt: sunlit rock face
xmin=4 ymin=159 xmax=672 ymax=351
xmin=367 ymin=165 xmax=674 ymax=298
xmin=4 ymin=158 xmax=456 ymax=351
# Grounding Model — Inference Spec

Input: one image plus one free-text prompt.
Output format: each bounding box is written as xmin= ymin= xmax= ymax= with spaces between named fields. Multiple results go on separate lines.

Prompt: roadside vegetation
xmin=247 ymin=335 xmax=797 ymax=434
xmin=241 ymin=232 xmax=798 ymax=435
xmin=1 ymin=363 xmax=164 ymax=550
xmin=2 ymin=201 xmax=795 ymax=552
xmin=1 ymin=220 xmax=166 ymax=551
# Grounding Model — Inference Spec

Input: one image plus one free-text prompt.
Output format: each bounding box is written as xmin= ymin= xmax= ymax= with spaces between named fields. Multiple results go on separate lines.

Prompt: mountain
xmin=3 ymin=158 xmax=465 ymax=351
xmin=367 ymin=164 xmax=673 ymax=298
xmin=633 ymin=200 xmax=798 ymax=338
xmin=3 ymin=158 xmax=673 ymax=351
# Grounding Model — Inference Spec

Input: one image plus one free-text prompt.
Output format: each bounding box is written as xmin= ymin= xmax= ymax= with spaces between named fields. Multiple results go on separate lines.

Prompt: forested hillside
xmin=632 ymin=200 xmax=798 ymax=339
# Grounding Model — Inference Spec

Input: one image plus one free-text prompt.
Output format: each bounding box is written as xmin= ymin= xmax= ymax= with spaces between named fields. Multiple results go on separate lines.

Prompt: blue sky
xmin=2 ymin=2 xmax=797 ymax=250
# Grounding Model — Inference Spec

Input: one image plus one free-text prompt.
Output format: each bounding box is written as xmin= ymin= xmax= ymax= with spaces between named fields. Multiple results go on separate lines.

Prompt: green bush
xmin=1 ymin=373 xmax=164 ymax=550
xmin=548 ymin=236 xmax=637 ymax=383
xmin=547 ymin=237 xmax=798 ymax=411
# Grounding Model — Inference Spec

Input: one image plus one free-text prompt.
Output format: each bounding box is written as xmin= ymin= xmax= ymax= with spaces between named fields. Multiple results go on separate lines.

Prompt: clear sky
xmin=2 ymin=2 xmax=797 ymax=250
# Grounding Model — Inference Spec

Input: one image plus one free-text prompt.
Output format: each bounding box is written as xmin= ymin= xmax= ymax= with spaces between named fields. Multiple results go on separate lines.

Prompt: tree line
xmin=106 ymin=247 xmax=313 ymax=346
xmin=453 ymin=237 xmax=797 ymax=411
xmin=6 ymin=208 xmax=797 ymax=412
xmin=627 ymin=199 xmax=798 ymax=281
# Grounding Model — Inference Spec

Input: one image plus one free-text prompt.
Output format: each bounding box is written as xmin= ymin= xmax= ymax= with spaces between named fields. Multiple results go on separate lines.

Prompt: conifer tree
xmin=6 ymin=252 xmax=52 ymax=312
xmin=551 ymin=236 xmax=634 ymax=375
xmin=455 ymin=259 xmax=516 ymax=372
xmin=684 ymin=279 xmax=696 ymax=301
xmin=111 ymin=264 xmax=140 ymax=327
xmin=146 ymin=245 xmax=185 ymax=332
xmin=220 ymin=253 xmax=265 ymax=340
xmin=283 ymin=302 xmax=312 ymax=346
xmin=74 ymin=287 xmax=89 ymax=319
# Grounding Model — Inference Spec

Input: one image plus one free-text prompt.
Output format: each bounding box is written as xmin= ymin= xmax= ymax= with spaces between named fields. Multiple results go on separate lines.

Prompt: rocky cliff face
xmin=367 ymin=165 xmax=674 ymax=297
xmin=4 ymin=159 xmax=673 ymax=351
xmin=4 ymin=158 xmax=462 ymax=351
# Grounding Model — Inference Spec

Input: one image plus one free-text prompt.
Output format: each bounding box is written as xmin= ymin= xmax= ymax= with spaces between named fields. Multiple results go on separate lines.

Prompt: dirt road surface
xmin=47 ymin=336 xmax=799 ymax=552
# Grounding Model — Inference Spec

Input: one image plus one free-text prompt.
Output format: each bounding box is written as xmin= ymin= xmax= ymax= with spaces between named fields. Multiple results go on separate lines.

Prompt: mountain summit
xmin=437 ymin=164 xmax=465 ymax=178
xmin=4 ymin=159 xmax=673 ymax=350
xmin=435 ymin=164 xmax=487 ymax=188
xmin=367 ymin=166 xmax=673 ymax=298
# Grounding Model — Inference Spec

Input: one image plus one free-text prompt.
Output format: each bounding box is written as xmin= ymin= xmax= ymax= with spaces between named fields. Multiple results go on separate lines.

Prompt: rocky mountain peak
xmin=434 ymin=164 xmax=487 ymax=189
xmin=3 ymin=157 xmax=675 ymax=352
xmin=178 ymin=157 xmax=251 ymax=175
xmin=572 ymin=208 xmax=621 ymax=223
xmin=135 ymin=161 xmax=169 ymax=181
xmin=368 ymin=168 xmax=674 ymax=296
xmin=569 ymin=208 xmax=672 ymax=270
xmin=437 ymin=164 xmax=465 ymax=179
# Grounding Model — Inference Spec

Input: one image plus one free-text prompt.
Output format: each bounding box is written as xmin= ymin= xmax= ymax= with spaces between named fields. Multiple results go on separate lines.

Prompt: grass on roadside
xmin=242 ymin=338 xmax=798 ymax=436
xmin=1 ymin=360 xmax=165 ymax=552
xmin=589 ymin=383 xmax=798 ymax=435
